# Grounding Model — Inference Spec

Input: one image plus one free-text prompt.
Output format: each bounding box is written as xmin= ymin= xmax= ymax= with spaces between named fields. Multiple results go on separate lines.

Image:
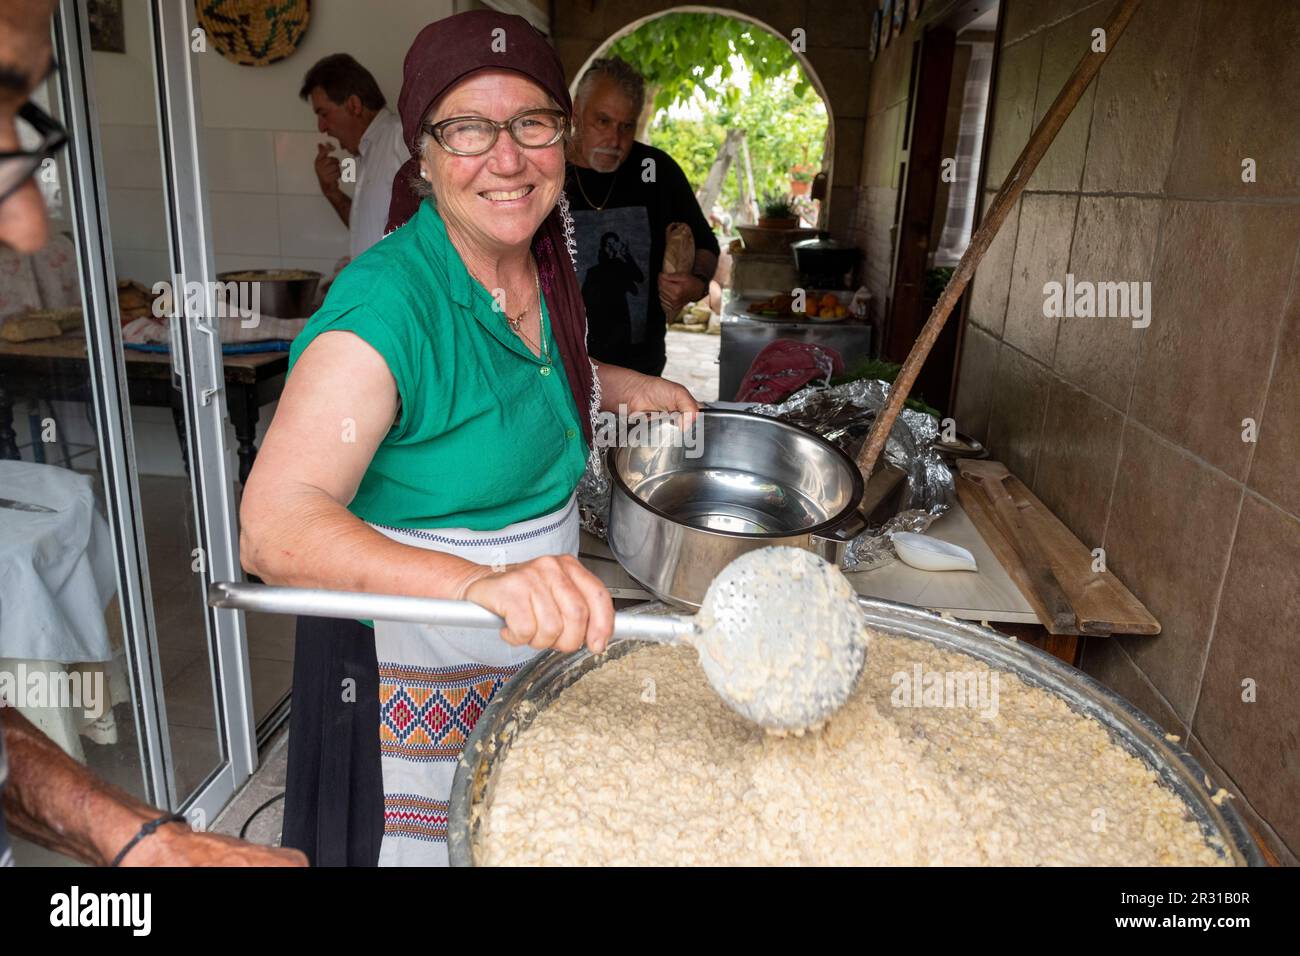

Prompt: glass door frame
xmin=54 ymin=0 xmax=257 ymax=825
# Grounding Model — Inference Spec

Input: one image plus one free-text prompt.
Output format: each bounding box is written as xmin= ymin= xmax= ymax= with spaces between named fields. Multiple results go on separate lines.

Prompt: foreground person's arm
xmin=240 ymin=331 xmax=612 ymax=653
xmin=594 ymin=361 xmax=699 ymax=428
xmin=0 ymin=708 xmax=304 ymax=866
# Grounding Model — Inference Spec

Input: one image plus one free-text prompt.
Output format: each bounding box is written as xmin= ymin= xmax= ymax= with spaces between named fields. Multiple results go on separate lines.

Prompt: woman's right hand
xmin=461 ymin=555 xmax=614 ymax=655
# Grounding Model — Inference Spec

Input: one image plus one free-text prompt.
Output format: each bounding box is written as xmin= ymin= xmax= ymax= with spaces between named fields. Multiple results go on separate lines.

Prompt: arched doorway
xmin=570 ymin=7 xmax=835 ymax=231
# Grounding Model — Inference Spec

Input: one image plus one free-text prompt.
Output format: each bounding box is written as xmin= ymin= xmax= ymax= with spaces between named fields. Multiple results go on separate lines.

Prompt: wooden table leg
xmin=0 ymin=382 xmax=19 ymax=460
xmin=169 ymin=392 xmax=191 ymax=477
xmin=227 ymin=383 xmax=260 ymax=485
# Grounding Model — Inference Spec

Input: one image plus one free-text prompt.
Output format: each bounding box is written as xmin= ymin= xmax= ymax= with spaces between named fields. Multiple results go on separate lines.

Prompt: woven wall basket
xmin=196 ymin=0 xmax=312 ymax=67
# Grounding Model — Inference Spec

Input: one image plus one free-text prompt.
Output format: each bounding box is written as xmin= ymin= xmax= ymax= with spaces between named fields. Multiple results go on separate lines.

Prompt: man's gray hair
xmin=576 ymin=57 xmax=646 ymax=116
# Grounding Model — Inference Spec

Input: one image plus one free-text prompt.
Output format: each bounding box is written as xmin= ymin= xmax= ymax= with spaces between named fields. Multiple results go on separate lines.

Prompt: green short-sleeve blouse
xmin=286 ymin=200 xmax=589 ymax=531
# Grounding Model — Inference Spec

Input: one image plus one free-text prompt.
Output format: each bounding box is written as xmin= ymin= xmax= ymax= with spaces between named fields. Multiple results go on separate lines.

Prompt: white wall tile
xmin=99 ymin=125 xmax=163 ymax=190
xmin=277 ymin=194 xmax=349 ymax=260
xmin=215 ymin=254 xmax=282 ymax=275
xmin=210 ymin=192 xmax=281 ymax=257
xmin=106 ymin=187 xmax=168 ymax=251
xmin=203 ymin=129 xmax=278 ymax=193
xmin=273 ymin=130 xmax=341 ymax=196
xmin=112 ymin=248 xmax=172 ymax=286
xmin=89 ymin=0 xmax=159 ymax=127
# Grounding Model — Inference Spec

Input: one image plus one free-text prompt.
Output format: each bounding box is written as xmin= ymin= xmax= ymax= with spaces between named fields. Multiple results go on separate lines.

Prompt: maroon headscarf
xmin=385 ymin=11 xmax=596 ymax=445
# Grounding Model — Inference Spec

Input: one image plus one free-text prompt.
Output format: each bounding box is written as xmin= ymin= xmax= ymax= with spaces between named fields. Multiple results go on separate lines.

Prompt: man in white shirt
xmin=299 ymin=54 xmax=408 ymax=259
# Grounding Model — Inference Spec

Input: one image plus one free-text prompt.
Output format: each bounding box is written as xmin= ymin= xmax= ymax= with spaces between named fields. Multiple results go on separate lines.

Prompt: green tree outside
xmin=605 ymin=13 xmax=829 ymax=224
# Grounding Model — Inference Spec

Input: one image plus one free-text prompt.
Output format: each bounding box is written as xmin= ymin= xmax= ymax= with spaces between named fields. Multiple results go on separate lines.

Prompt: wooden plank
xmin=957 ymin=465 xmax=1160 ymax=637
xmin=960 ymin=460 xmax=1078 ymax=633
xmin=956 ymin=477 xmax=1075 ymax=634
xmin=1000 ymin=472 xmax=1160 ymax=636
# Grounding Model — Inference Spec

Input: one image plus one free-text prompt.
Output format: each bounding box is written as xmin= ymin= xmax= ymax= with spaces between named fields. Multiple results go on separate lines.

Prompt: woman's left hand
xmin=599 ymin=363 xmax=700 ymax=430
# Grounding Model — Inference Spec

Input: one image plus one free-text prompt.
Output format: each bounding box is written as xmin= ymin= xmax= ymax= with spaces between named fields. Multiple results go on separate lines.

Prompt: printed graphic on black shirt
xmin=572 ymin=206 xmax=651 ymax=351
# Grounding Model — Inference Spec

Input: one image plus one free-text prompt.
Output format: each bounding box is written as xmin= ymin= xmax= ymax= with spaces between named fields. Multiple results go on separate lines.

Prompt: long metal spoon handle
xmin=207 ymin=581 xmax=694 ymax=644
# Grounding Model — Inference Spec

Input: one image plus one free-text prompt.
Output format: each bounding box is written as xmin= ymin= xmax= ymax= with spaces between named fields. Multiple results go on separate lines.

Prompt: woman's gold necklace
xmin=471 ymin=264 xmax=548 ymax=363
xmin=573 ymin=164 xmax=618 ymax=211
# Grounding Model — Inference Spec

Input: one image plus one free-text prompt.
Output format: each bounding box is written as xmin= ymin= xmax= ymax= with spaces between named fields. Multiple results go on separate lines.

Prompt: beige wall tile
xmin=986 ymin=343 xmax=1052 ymax=482
xmin=1080 ymin=636 xmax=1185 ymax=738
xmin=1003 ymin=192 xmax=1078 ymax=365
xmin=1001 ymin=0 xmax=1101 ymax=46
xmin=1106 ymin=424 xmax=1240 ymax=718
xmin=866 ymin=17 xmax=916 ymax=116
xmin=1033 ymin=378 xmax=1124 ymax=548
xmin=1081 ymin=0 xmax=1199 ymax=194
xmin=1055 ymin=196 xmax=1161 ymax=409
xmin=968 ymin=190 xmax=1020 ymax=337
xmin=1165 ymin=0 xmax=1300 ymax=199
xmin=833 ymin=117 xmax=866 ymax=188
xmin=1026 ymin=9 xmax=1100 ymax=192
xmin=1186 ymin=734 xmax=1299 ymax=864
xmin=1247 ymin=290 xmax=1300 ymax=517
xmin=1132 ymin=202 xmax=1300 ymax=481
xmin=953 ymin=323 xmax=1000 ymax=443
xmin=1191 ymin=495 xmax=1300 ymax=854
xmin=983 ymin=34 xmax=1044 ymax=188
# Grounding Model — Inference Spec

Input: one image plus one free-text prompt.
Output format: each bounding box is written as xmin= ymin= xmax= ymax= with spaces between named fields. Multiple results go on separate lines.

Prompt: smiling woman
xmin=237 ymin=9 xmax=697 ymax=868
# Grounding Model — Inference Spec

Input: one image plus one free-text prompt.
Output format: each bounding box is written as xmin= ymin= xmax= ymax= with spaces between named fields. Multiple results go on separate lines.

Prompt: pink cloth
xmin=734 ymin=340 xmax=844 ymax=404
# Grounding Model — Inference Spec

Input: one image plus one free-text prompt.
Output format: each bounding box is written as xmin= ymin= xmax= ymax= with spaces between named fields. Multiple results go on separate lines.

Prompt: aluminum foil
xmin=577 ymin=459 xmax=611 ymax=538
xmin=749 ymin=380 xmax=954 ymax=571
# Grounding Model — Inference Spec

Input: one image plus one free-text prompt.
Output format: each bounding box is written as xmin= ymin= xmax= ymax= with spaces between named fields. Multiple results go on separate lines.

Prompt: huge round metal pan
xmin=448 ymin=599 xmax=1263 ymax=867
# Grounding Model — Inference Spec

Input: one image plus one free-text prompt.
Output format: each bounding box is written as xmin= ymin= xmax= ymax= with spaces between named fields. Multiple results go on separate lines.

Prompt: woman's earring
xmin=419 ymin=170 xmax=428 ymax=180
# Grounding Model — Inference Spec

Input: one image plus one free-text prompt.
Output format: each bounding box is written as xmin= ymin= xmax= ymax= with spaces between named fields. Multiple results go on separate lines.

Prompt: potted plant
xmin=758 ymin=194 xmax=799 ymax=229
xmin=789 ymin=164 xmax=815 ymax=196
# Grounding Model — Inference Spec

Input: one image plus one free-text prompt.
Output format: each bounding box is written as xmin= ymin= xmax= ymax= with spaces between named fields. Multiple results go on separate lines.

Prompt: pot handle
xmin=815 ymin=506 xmax=869 ymax=544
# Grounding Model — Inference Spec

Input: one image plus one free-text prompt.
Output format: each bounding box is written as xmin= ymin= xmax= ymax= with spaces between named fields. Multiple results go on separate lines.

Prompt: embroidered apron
xmin=370 ymin=492 xmax=579 ymax=867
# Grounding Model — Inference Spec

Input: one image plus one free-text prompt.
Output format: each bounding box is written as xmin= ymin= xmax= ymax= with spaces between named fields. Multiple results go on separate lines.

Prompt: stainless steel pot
xmin=606 ymin=409 xmax=866 ymax=608
xmin=447 ymin=599 xmax=1264 ymax=867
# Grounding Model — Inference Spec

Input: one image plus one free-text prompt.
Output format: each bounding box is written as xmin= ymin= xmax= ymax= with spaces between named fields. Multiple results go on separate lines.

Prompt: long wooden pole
xmin=856 ymin=0 xmax=1143 ymax=479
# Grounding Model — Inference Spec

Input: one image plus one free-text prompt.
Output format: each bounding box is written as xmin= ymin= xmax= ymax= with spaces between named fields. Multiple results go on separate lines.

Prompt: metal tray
xmin=448 ymin=598 xmax=1263 ymax=867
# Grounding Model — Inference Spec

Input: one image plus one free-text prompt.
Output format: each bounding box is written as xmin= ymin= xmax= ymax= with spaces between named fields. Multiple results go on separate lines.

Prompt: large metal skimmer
xmin=209 ymin=546 xmax=868 ymax=732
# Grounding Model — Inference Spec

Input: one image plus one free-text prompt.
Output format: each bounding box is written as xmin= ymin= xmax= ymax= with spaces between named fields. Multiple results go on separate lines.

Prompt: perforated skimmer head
xmin=692 ymin=547 xmax=870 ymax=732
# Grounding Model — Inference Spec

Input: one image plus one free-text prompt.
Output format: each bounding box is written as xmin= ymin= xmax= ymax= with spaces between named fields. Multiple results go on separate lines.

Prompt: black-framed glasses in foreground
xmin=0 ymin=100 xmax=69 ymax=204
xmin=423 ymin=108 xmax=567 ymax=157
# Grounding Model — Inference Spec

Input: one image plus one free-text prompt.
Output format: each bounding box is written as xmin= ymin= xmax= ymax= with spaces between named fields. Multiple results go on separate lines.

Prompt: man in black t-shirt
xmin=566 ymin=58 xmax=719 ymax=376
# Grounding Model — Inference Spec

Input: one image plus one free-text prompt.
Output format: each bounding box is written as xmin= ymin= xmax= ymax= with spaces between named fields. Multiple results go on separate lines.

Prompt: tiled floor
xmin=663 ymin=329 xmax=721 ymax=402
xmin=212 ymin=725 xmax=290 ymax=847
xmin=137 ymin=475 xmax=296 ymax=799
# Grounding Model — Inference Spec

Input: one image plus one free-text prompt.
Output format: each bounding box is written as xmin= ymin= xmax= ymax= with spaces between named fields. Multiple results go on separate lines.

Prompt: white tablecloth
xmin=0 ymin=461 xmax=116 ymax=662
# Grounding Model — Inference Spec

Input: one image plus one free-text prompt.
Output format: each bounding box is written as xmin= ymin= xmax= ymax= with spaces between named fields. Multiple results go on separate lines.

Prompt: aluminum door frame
xmin=148 ymin=0 xmax=258 ymax=822
xmin=54 ymin=0 xmax=257 ymax=826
